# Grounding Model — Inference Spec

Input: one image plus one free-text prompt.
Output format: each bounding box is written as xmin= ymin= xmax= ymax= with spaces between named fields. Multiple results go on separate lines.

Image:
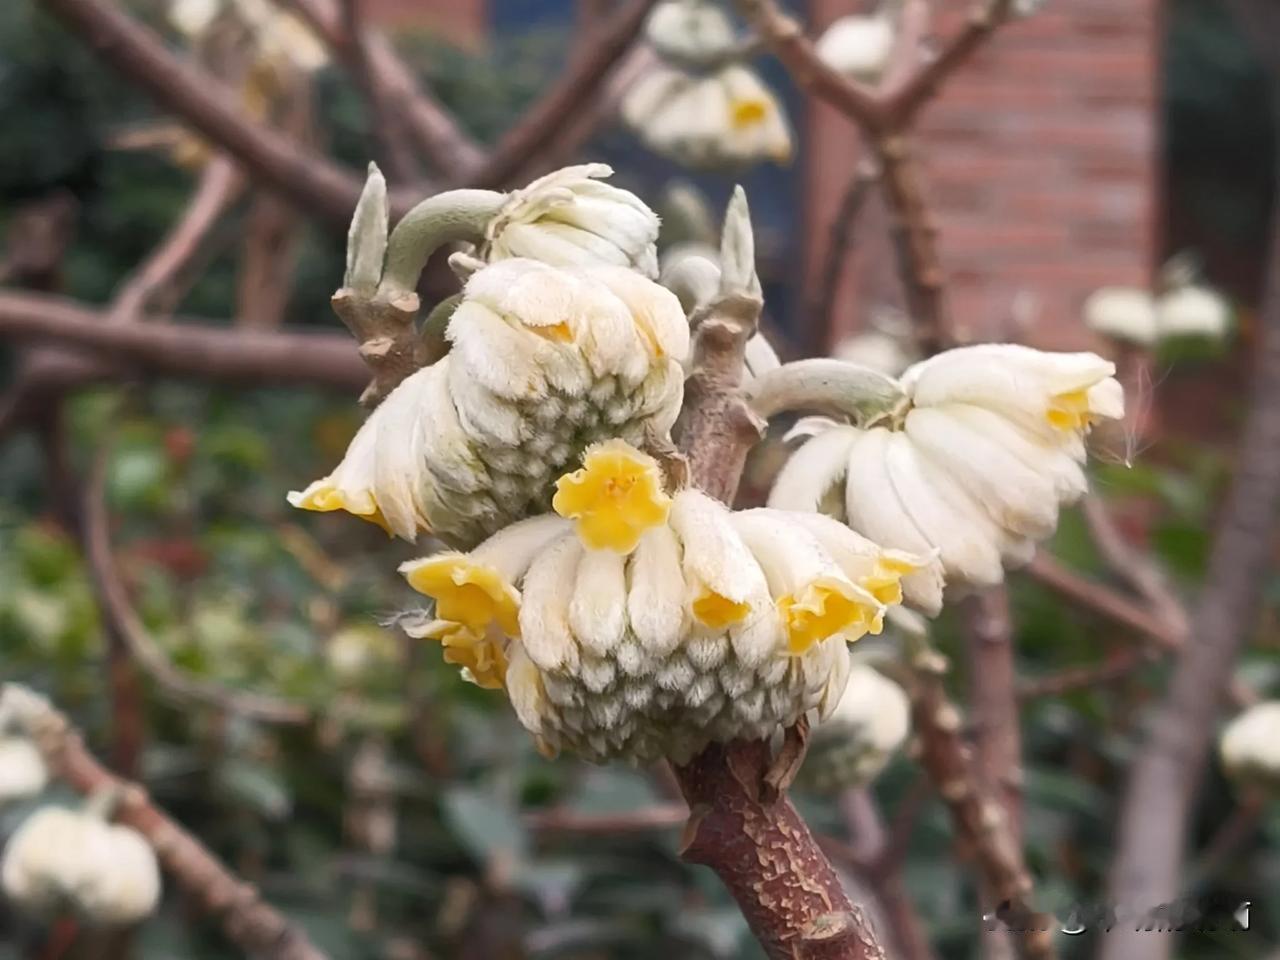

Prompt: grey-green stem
xmin=377 ymin=189 xmax=506 ymax=298
xmin=745 ymin=358 xmax=906 ymax=423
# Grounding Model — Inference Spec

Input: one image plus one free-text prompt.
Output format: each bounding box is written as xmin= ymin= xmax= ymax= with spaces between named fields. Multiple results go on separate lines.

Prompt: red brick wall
xmin=366 ymin=0 xmax=487 ymax=47
xmin=804 ymin=0 xmax=1160 ymax=350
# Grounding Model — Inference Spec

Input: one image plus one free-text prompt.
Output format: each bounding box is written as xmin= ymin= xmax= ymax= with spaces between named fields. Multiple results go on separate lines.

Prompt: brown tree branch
xmin=734 ymin=0 xmax=888 ymax=131
xmin=883 ymin=0 xmax=1014 ymax=121
xmin=0 ymin=290 xmax=367 ymax=391
xmin=337 ymin=0 xmax=421 ymax=183
xmin=84 ymin=446 xmax=313 ymax=726
xmin=813 ymin=165 xmax=877 ymax=353
xmin=738 ymin=0 xmax=1015 ymax=353
xmin=908 ymin=659 xmax=1055 ymax=960
xmin=962 ymin=587 xmax=1023 ymax=842
xmin=1023 ymin=553 xmax=1182 ymax=650
xmin=110 ymin=155 xmax=244 ymax=320
xmin=34 ymin=0 xmax=397 ymax=225
xmin=284 ymin=0 xmax=484 ymax=177
xmin=676 ymin=742 xmax=887 ymax=960
xmin=525 ymin=803 xmax=688 ymax=835
xmin=467 ymin=0 xmax=660 ymax=189
xmin=838 ymin=789 xmax=938 ymax=960
xmin=0 ymin=684 xmax=328 ymax=960
xmin=671 ymin=196 xmax=886 ymax=960
xmin=961 ymin=587 xmax=1022 ymax=960
xmin=1100 ymin=154 xmax=1280 ymax=960
xmin=1081 ymin=496 xmax=1189 ymax=639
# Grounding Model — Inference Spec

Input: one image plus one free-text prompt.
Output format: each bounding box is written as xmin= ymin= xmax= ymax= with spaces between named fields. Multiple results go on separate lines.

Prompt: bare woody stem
xmin=908 ymin=660 xmax=1055 ymax=960
xmin=34 ymin=0 xmax=379 ymax=225
xmin=83 ymin=447 xmax=312 ymax=726
xmin=0 ymin=290 xmax=367 ymax=391
xmin=672 ymin=189 xmax=887 ymax=960
xmin=0 ymin=684 xmax=329 ymax=960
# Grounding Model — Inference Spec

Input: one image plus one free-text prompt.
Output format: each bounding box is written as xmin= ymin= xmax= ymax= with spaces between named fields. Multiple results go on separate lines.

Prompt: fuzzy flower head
xmin=622 ymin=64 xmax=792 ymax=169
xmin=0 ymin=736 xmax=48 ymax=806
xmin=770 ymin=344 xmax=1125 ymax=609
xmin=801 ymin=663 xmax=911 ymax=793
xmin=483 ymin=164 xmax=662 ymax=278
xmin=1 ymin=806 xmax=161 ymax=925
xmin=398 ymin=445 xmax=927 ymax=763
xmin=289 ymin=257 xmax=689 ymax=548
xmin=1220 ymin=701 xmax=1280 ymax=793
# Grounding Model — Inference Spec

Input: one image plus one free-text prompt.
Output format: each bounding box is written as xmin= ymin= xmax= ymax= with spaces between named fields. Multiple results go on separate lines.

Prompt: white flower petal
xmin=768 ymin=425 xmax=861 ymax=513
xmin=518 ymin=534 xmax=583 ymax=671
xmin=904 ymin=407 xmax=1060 ymax=539
xmin=570 ymin=550 xmax=628 ymax=656
xmin=626 ymin=526 xmax=688 ymax=658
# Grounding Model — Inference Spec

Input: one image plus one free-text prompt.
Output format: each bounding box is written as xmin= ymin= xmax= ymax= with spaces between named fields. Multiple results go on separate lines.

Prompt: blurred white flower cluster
xmin=2 ymin=805 xmax=161 ymax=926
xmin=803 ymin=662 xmax=911 ymax=793
xmin=1085 ymin=257 xmax=1232 ymax=346
xmin=294 ymin=164 xmax=1127 ymax=765
xmin=621 ymin=1 xmax=792 ymax=168
xmin=1220 ymin=701 xmax=1280 ymax=792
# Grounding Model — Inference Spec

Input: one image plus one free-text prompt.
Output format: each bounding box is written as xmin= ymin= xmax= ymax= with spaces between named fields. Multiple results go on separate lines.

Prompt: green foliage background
xmin=2 ymin=1 xmax=1278 ymax=957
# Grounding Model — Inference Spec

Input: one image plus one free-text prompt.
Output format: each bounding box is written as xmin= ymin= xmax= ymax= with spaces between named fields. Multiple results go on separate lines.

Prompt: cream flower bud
xmin=644 ymin=0 xmax=736 ymax=62
xmin=1158 ymin=285 xmax=1231 ymax=340
xmin=2 ymin=807 xmax=161 ymax=925
xmin=397 ymin=440 xmax=927 ymax=763
xmin=769 ymin=344 xmax=1124 ymax=599
xmin=0 ymin=737 xmax=47 ymax=805
xmin=483 ymin=164 xmax=661 ymax=278
xmin=802 ymin=664 xmax=911 ymax=793
xmin=290 ymin=258 xmax=687 ymax=548
xmin=815 ymin=15 xmax=895 ymax=83
xmin=1083 ymin=287 xmax=1157 ymax=345
xmin=1220 ymin=701 xmax=1280 ymax=792
xmin=622 ymin=64 xmax=793 ymax=168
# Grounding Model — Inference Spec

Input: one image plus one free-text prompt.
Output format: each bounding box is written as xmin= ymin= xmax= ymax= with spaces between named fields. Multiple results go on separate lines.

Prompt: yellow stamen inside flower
xmin=776 ymin=577 xmax=881 ymax=655
xmin=400 ymin=554 xmax=521 ymax=636
xmin=1046 ymin=389 xmax=1094 ymax=431
xmin=692 ymin=590 xmax=752 ymax=630
xmin=417 ymin=620 xmax=508 ymax=690
xmin=861 ymin=551 xmax=924 ymax=606
xmin=730 ymin=97 xmax=769 ymax=129
xmin=288 ymin=482 xmax=393 ymax=536
xmin=552 ymin=440 xmax=672 ymax=554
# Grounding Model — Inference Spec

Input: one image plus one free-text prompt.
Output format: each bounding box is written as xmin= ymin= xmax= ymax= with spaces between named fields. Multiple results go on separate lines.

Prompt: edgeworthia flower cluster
xmin=290 ymin=167 xmax=685 ymax=547
xmin=801 ymin=662 xmax=911 ymax=793
xmin=2 ymin=803 xmax=161 ymax=925
xmin=622 ymin=1 xmax=792 ymax=168
xmin=764 ymin=345 xmax=1125 ymax=608
xmin=1219 ymin=701 xmax=1280 ymax=792
xmin=399 ymin=440 xmax=925 ymax=763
